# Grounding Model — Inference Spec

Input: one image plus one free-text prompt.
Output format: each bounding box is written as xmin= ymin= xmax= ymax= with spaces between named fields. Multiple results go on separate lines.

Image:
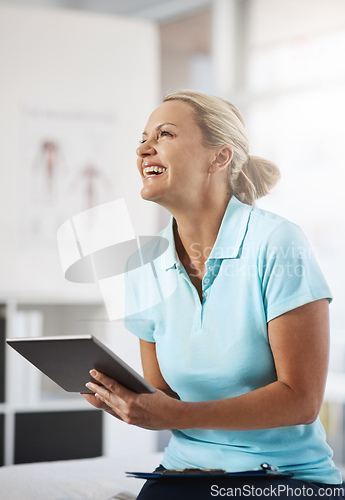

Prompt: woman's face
xmin=136 ymin=100 xmax=216 ymax=209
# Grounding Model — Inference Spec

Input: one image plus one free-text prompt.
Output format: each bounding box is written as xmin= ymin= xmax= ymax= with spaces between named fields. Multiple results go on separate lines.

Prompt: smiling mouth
xmin=143 ymin=166 xmax=167 ymax=178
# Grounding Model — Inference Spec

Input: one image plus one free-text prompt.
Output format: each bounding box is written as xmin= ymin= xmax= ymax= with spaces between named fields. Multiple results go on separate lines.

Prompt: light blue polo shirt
xmin=125 ymin=196 xmax=342 ymax=484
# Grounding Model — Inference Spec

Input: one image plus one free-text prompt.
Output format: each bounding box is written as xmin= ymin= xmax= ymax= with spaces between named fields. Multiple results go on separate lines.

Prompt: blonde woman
xmin=84 ymin=90 xmax=344 ymax=499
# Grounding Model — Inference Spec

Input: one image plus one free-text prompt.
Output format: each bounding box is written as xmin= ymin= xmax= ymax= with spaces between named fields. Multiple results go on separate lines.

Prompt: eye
xmin=139 ymin=139 xmax=146 ymax=144
xmin=159 ymin=130 xmax=173 ymax=139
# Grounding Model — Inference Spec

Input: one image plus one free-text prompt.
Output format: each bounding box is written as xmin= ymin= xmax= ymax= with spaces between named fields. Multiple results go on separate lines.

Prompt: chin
xmin=140 ymin=188 xmax=161 ymax=203
xmin=141 ymin=189 xmax=169 ymax=210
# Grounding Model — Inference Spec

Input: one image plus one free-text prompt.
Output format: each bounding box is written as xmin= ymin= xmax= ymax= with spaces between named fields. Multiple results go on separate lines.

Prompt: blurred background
xmin=0 ymin=0 xmax=344 ymax=472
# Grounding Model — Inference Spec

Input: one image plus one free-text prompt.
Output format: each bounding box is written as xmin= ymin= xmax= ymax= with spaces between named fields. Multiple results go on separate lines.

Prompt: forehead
xmin=144 ymin=100 xmax=197 ymax=131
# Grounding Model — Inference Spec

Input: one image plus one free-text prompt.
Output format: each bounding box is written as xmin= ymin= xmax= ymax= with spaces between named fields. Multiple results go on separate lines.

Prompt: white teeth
xmin=143 ymin=166 xmax=167 ymax=177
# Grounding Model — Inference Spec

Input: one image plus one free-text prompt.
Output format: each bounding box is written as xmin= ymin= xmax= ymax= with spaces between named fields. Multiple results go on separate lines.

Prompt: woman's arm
xmin=84 ymin=299 xmax=329 ymax=431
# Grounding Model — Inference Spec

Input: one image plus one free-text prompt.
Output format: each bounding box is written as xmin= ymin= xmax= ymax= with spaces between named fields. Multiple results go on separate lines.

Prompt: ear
xmin=209 ymin=146 xmax=233 ymax=174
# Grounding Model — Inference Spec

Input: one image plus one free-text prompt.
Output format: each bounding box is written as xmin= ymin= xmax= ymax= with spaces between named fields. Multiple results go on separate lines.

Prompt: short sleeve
xmin=259 ymin=221 xmax=332 ymax=322
xmin=124 ymin=257 xmax=156 ymax=343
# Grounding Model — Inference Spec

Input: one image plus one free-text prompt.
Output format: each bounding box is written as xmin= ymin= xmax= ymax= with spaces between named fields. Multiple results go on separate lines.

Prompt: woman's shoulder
xmin=250 ymin=204 xmax=292 ymax=226
xmin=247 ymin=204 xmax=308 ymax=248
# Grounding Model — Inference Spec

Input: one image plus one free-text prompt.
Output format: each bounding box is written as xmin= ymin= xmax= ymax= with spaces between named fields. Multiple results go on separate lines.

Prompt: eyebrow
xmin=142 ymin=122 xmax=177 ymax=136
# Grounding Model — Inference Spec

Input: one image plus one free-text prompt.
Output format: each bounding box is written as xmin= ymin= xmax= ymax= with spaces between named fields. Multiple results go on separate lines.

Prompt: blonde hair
xmin=163 ymin=89 xmax=280 ymax=205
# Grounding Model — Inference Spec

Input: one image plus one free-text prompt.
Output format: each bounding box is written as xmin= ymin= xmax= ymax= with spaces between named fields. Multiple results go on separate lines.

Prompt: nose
xmin=136 ymin=139 xmax=156 ymax=158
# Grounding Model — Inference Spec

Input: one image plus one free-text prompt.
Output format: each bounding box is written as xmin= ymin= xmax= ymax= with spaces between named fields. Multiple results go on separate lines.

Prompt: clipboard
xmin=126 ymin=464 xmax=293 ymax=479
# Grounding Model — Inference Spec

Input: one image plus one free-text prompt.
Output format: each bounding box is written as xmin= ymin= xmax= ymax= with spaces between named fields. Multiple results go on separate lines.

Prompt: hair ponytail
xmin=163 ymin=90 xmax=281 ymax=205
xmin=231 ymin=155 xmax=281 ymax=205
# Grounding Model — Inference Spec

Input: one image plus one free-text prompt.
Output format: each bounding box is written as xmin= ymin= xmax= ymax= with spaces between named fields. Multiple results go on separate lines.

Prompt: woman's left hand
xmin=82 ymin=369 xmax=182 ymax=430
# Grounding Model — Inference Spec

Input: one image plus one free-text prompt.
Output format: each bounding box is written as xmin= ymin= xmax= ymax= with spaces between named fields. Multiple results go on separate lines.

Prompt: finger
xmin=85 ymin=380 xmax=126 ymax=417
xmin=89 ymin=369 xmax=132 ymax=398
xmin=86 ymin=377 xmax=142 ymax=424
xmin=81 ymin=392 xmax=107 ymax=409
xmin=85 ymin=381 xmax=131 ymax=422
xmin=85 ymin=381 xmax=111 ymax=401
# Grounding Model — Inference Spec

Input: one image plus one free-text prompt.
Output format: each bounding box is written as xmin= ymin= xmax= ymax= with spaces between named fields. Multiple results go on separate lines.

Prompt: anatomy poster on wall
xmin=21 ymin=105 xmax=118 ymax=246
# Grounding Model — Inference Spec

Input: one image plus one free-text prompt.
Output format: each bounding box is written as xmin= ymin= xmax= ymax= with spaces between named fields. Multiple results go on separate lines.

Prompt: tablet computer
xmin=6 ymin=335 xmax=155 ymax=394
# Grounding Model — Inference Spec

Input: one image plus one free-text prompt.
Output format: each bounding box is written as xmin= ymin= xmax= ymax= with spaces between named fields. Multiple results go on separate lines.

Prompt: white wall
xmin=0 ymin=3 xmax=161 ymax=298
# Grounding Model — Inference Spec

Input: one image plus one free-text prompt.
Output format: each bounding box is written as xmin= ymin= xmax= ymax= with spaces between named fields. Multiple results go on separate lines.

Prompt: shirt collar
xmin=160 ymin=196 xmax=253 ymax=270
xmin=208 ymin=196 xmax=253 ymax=260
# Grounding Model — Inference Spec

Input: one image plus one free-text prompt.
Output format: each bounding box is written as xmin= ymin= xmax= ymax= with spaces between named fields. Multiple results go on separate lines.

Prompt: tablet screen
xmin=6 ymin=335 xmax=155 ymax=394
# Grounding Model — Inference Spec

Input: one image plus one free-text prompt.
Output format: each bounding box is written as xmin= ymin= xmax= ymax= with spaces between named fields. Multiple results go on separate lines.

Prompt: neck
xmin=172 ymin=191 xmax=231 ymax=267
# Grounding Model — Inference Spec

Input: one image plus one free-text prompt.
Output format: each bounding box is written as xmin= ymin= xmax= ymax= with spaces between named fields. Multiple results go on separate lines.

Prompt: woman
xmin=83 ymin=90 xmax=344 ymax=498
